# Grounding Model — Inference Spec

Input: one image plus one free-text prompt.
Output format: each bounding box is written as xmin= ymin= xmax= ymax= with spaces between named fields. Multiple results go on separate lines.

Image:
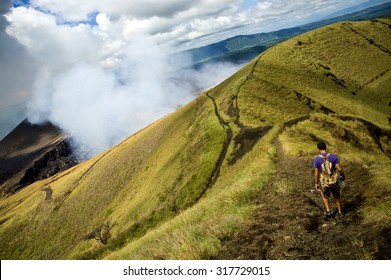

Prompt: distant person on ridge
xmin=313 ymin=141 xmax=346 ymax=218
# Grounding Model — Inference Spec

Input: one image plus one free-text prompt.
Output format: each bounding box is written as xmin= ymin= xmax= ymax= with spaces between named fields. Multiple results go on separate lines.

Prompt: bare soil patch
xmin=214 ymin=141 xmax=391 ymax=260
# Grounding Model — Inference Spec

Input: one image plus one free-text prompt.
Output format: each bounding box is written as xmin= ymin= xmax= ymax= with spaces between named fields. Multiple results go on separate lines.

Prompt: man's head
xmin=317 ymin=141 xmax=327 ymax=151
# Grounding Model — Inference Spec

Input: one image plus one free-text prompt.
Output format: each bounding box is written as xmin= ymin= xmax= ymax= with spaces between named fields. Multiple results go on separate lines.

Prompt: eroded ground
xmin=215 ymin=141 xmax=391 ymax=260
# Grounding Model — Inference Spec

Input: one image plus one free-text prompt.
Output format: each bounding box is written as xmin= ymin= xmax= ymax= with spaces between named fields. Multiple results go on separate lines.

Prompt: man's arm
xmin=336 ymin=163 xmax=345 ymax=179
xmin=314 ymin=168 xmax=320 ymax=191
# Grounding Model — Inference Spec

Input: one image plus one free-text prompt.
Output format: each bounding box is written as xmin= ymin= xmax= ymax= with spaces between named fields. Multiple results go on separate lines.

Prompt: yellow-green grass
xmin=0 ymin=18 xmax=390 ymax=259
xmin=103 ymin=127 xmax=279 ymax=259
xmin=237 ymin=20 xmax=391 ymax=128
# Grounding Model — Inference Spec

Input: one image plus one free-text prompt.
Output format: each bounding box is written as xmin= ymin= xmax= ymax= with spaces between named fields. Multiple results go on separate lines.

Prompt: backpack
xmin=319 ymin=153 xmax=338 ymax=186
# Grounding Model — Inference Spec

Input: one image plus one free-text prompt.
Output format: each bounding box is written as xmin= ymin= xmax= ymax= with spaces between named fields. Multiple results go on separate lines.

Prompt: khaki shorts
xmin=320 ymin=181 xmax=341 ymax=198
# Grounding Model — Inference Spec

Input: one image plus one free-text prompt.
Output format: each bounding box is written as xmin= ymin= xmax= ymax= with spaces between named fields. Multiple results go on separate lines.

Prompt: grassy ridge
xmin=239 ymin=19 xmax=391 ymax=128
xmin=0 ymin=18 xmax=390 ymax=259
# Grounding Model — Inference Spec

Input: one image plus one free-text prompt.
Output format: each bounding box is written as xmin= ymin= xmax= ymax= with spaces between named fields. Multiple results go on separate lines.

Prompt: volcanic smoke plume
xmin=27 ymin=33 xmax=240 ymax=160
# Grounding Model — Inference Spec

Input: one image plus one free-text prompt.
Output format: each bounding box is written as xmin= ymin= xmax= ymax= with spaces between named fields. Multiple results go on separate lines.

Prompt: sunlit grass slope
xmin=0 ymin=18 xmax=390 ymax=259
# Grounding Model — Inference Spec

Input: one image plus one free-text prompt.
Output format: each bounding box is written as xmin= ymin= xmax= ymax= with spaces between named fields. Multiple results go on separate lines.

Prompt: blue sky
xmin=12 ymin=0 xmax=30 ymax=7
xmin=241 ymin=0 xmax=259 ymax=9
xmin=12 ymin=0 xmax=98 ymax=26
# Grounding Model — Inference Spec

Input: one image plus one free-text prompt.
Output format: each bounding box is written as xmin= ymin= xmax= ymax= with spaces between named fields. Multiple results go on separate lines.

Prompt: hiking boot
xmin=338 ymin=212 xmax=345 ymax=218
xmin=324 ymin=210 xmax=332 ymax=218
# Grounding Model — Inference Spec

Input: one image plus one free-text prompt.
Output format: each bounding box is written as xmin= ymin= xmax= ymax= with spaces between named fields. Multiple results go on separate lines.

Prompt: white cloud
xmin=6 ymin=7 xmax=103 ymax=72
xmin=30 ymin=0 xmax=197 ymax=21
xmin=25 ymin=33 xmax=240 ymax=159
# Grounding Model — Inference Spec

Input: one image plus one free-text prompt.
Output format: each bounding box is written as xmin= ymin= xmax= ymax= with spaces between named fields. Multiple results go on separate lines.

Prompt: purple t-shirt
xmin=313 ymin=153 xmax=339 ymax=173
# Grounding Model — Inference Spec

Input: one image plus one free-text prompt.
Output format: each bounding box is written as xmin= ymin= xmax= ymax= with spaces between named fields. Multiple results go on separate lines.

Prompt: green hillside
xmin=0 ymin=18 xmax=390 ymax=260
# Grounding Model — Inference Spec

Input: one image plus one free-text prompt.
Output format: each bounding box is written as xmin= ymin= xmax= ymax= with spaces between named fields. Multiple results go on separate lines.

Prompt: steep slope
xmin=0 ymin=18 xmax=390 ymax=260
xmin=0 ymin=120 xmax=76 ymax=196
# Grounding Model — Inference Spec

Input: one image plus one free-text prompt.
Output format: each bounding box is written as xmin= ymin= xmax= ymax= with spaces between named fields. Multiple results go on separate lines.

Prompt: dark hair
xmin=317 ymin=141 xmax=327 ymax=150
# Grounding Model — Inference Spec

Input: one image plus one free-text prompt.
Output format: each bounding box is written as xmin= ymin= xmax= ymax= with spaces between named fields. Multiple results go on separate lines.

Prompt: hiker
xmin=313 ymin=141 xmax=345 ymax=218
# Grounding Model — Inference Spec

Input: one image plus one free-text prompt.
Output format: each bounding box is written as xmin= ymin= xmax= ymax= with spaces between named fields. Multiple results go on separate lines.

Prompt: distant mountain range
xmin=179 ymin=1 xmax=391 ymax=68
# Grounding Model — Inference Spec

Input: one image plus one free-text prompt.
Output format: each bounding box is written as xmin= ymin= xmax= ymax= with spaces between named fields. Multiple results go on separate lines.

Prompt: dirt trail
xmin=215 ymin=140 xmax=391 ymax=260
xmin=205 ymin=92 xmax=233 ymax=191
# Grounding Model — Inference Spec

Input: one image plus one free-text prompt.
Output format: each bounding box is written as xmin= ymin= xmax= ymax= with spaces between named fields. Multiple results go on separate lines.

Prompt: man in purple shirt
xmin=314 ymin=141 xmax=346 ymax=218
